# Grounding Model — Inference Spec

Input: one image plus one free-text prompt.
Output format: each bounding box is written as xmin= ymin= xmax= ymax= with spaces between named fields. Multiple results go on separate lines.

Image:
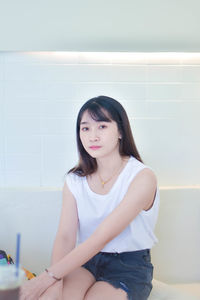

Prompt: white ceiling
xmin=0 ymin=0 xmax=200 ymax=51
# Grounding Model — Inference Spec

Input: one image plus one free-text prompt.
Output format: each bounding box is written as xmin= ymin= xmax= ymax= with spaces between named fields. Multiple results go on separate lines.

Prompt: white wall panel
xmin=146 ymin=84 xmax=181 ymax=101
xmin=147 ymin=66 xmax=181 ymax=82
xmin=4 ymin=81 xmax=42 ymax=99
xmin=5 ymin=154 xmax=41 ymax=172
xmin=0 ymin=66 xmax=4 ymax=81
xmin=5 ymin=100 xmax=41 ymax=116
xmin=40 ymin=100 xmax=82 ymax=118
xmin=181 ymin=83 xmax=200 ymax=100
xmin=5 ymin=116 xmax=41 ymax=136
xmin=0 ymin=52 xmax=199 ymax=187
xmin=180 ymin=66 xmax=200 ymax=82
xmin=6 ymin=136 xmax=41 ymax=154
xmin=5 ymin=171 xmax=41 ymax=186
xmin=40 ymin=118 xmax=76 ymax=136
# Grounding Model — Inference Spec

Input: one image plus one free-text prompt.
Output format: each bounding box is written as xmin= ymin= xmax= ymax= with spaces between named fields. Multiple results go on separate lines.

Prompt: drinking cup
xmin=0 ymin=265 xmax=25 ymax=300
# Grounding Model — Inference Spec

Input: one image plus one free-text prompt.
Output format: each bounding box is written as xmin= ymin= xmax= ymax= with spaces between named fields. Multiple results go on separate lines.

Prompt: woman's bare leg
xmin=84 ymin=281 xmax=128 ymax=300
xmin=39 ymin=267 xmax=95 ymax=300
xmin=61 ymin=266 xmax=96 ymax=300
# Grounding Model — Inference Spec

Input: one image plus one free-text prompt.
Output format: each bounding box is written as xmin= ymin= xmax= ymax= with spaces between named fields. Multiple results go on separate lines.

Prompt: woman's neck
xmin=96 ymin=153 xmax=129 ymax=178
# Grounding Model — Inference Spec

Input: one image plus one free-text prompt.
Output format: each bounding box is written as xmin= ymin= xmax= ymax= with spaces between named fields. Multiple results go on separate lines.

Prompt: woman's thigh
xmin=84 ymin=281 xmax=128 ymax=300
xmin=62 ymin=266 xmax=96 ymax=300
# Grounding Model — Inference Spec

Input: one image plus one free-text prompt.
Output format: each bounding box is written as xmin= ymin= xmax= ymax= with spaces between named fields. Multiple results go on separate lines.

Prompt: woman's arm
xmin=51 ymin=181 xmax=79 ymax=264
xmin=20 ymin=180 xmax=79 ymax=300
xmin=44 ymin=181 xmax=79 ymax=295
xmin=49 ymin=168 xmax=157 ymax=279
xmin=44 ymin=180 xmax=79 ymax=294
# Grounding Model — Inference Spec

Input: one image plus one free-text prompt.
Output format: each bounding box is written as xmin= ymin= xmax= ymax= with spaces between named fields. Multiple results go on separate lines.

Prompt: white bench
xmin=1 ymin=187 xmax=200 ymax=299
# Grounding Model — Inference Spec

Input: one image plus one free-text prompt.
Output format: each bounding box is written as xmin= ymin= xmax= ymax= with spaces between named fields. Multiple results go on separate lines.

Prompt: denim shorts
xmin=82 ymin=249 xmax=153 ymax=300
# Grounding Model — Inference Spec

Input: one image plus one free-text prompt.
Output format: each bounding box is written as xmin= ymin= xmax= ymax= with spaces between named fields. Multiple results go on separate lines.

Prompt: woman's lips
xmin=89 ymin=146 xmax=102 ymax=150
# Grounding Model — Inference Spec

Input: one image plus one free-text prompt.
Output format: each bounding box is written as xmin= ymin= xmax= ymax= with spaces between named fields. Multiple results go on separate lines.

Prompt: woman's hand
xmin=39 ymin=281 xmax=63 ymax=300
xmin=20 ymin=271 xmax=56 ymax=300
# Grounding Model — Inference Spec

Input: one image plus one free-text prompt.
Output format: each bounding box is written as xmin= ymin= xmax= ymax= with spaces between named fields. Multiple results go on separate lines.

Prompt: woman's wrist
xmin=40 ymin=270 xmax=58 ymax=290
xmin=45 ymin=268 xmax=62 ymax=281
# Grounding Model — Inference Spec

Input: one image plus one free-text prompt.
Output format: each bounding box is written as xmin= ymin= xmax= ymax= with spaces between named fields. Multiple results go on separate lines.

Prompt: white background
xmin=0 ymin=0 xmax=200 ymax=51
xmin=0 ymin=52 xmax=200 ymax=188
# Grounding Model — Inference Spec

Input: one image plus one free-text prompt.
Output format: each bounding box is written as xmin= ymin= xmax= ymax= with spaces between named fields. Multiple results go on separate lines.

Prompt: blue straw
xmin=15 ymin=233 xmax=21 ymax=277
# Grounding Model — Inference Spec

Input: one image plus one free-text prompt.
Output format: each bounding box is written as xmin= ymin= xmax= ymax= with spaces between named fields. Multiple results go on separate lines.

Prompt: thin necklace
xmin=97 ymin=160 xmax=124 ymax=188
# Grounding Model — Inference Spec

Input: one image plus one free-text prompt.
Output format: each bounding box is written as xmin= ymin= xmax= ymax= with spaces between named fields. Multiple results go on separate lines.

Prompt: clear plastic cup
xmin=0 ymin=265 xmax=25 ymax=300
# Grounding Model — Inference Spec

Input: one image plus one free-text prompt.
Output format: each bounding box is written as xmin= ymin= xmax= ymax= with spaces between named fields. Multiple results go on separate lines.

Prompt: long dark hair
xmin=68 ymin=95 xmax=143 ymax=176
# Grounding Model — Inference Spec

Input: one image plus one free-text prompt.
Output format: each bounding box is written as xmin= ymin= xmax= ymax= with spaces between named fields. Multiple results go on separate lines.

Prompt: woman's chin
xmin=87 ymin=151 xmax=104 ymax=159
xmin=88 ymin=153 xmax=100 ymax=158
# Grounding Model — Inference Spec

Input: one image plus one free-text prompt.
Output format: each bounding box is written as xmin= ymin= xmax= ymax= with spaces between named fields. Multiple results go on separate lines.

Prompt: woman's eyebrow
xmin=80 ymin=120 xmax=109 ymax=125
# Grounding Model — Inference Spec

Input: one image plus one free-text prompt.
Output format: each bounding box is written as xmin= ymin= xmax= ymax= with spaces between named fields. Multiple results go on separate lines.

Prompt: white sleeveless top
xmin=65 ymin=156 xmax=160 ymax=252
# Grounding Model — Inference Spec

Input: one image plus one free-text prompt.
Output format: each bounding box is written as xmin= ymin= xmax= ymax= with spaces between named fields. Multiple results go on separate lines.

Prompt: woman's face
xmin=79 ymin=110 xmax=121 ymax=159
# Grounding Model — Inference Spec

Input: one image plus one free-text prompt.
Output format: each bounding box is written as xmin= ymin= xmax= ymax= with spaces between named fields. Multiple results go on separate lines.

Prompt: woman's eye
xmin=81 ymin=127 xmax=89 ymax=131
xmin=99 ymin=125 xmax=107 ymax=129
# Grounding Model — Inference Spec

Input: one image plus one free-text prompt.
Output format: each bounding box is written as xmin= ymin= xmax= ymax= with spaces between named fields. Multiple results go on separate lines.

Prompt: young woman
xmin=20 ymin=96 xmax=159 ymax=300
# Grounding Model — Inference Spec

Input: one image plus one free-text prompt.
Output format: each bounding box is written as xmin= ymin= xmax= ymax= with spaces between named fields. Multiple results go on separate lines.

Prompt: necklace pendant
xmin=101 ymin=181 xmax=105 ymax=188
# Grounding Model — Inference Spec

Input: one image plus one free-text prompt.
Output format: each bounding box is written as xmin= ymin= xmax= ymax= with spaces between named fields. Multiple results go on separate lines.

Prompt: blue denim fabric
xmin=82 ymin=249 xmax=153 ymax=300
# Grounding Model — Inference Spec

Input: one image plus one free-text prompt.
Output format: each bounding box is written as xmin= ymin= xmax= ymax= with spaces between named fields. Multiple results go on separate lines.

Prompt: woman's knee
xmin=62 ymin=267 xmax=96 ymax=299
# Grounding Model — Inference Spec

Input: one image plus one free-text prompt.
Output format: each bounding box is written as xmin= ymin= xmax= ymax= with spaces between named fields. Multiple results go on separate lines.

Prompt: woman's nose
xmin=89 ymin=129 xmax=99 ymax=141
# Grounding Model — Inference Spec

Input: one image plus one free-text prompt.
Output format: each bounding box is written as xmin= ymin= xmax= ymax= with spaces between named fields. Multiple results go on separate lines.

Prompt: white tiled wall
xmin=0 ymin=52 xmax=200 ymax=187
